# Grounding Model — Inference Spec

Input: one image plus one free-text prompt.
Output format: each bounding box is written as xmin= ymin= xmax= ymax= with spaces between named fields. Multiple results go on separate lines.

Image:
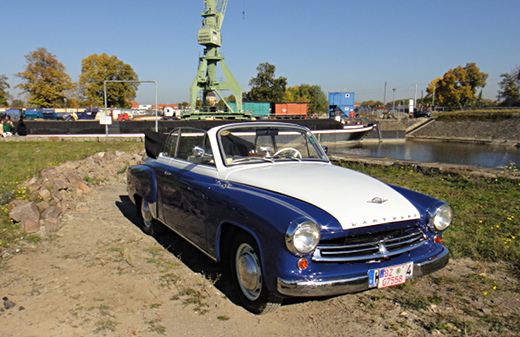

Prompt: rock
xmin=10 ymin=201 xmax=41 ymax=233
xmin=36 ymin=200 xmax=50 ymax=213
xmin=3 ymin=297 xmax=15 ymax=310
xmin=7 ymin=199 xmax=27 ymax=213
xmin=44 ymin=217 xmax=61 ymax=232
xmin=65 ymin=172 xmax=83 ymax=187
xmin=21 ymin=214 xmax=41 ymax=233
xmin=77 ymin=182 xmax=91 ymax=195
xmin=42 ymin=205 xmax=62 ymax=220
xmin=52 ymin=179 xmax=69 ymax=192
xmin=38 ymin=187 xmax=52 ymax=202
xmin=9 ymin=201 xmax=33 ymax=222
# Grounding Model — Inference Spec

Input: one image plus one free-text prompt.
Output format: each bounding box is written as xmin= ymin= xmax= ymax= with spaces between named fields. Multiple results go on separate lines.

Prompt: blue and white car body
xmin=127 ymin=122 xmax=452 ymax=314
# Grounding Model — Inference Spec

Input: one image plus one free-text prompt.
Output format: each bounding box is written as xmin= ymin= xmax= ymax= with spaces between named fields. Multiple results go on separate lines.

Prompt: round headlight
xmin=285 ymin=221 xmax=321 ymax=255
xmin=429 ymin=204 xmax=453 ymax=232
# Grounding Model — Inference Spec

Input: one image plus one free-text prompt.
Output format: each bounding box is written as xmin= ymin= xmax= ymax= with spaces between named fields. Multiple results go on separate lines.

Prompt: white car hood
xmin=224 ymin=163 xmax=420 ymax=230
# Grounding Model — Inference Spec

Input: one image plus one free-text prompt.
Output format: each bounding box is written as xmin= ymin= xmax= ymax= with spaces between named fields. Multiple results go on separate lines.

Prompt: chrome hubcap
xmin=141 ymin=201 xmax=152 ymax=228
xmin=236 ymin=243 xmax=261 ymax=301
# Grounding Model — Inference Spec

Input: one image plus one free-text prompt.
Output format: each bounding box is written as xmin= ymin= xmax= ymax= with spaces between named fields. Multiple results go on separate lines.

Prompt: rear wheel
xmin=139 ymin=199 xmax=163 ymax=236
xmin=231 ymin=233 xmax=282 ymax=314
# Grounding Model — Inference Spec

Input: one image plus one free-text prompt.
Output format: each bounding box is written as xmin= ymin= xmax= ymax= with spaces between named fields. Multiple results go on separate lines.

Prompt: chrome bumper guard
xmin=277 ymin=247 xmax=449 ymax=297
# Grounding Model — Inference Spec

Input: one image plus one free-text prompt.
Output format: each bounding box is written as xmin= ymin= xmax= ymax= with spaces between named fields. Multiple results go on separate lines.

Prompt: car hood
xmin=224 ymin=163 xmax=420 ymax=230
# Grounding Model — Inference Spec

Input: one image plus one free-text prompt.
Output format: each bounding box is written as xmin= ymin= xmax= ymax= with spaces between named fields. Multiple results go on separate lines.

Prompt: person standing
xmin=15 ymin=117 xmax=28 ymax=136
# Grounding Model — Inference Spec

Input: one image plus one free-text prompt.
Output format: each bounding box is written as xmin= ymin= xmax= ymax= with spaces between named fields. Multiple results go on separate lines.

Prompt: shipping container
xmin=271 ymin=103 xmax=308 ymax=118
xmin=42 ymin=108 xmax=56 ymax=120
xmin=328 ymin=92 xmax=355 ymax=118
xmin=228 ymin=102 xmax=270 ymax=118
xmin=24 ymin=108 xmax=43 ymax=120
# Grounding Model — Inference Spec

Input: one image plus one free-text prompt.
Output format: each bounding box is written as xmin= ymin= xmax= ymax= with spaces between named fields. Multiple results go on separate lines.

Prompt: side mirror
xmin=322 ymin=146 xmax=328 ymax=154
xmin=192 ymin=146 xmax=206 ymax=158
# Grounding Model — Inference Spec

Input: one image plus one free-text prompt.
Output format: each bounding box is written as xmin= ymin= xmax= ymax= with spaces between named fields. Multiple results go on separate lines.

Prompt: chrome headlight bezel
xmin=428 ymin=203 xmax=453 ymax=232
xmin=285 ymin=220 xmax=321 ymax=256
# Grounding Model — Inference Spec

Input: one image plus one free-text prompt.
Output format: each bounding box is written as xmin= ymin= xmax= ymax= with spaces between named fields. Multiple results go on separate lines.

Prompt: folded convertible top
xmin=144 ymin=130 xmax=168 ymax=159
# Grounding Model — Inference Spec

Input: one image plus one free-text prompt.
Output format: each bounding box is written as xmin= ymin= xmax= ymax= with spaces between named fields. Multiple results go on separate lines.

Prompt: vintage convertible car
xmin=127 ymin=122 xmax=453 ymax=314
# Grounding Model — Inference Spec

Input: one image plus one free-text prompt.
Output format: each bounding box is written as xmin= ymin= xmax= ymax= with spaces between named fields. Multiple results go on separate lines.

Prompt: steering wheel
xmin=273 ymin=147 xmax=302 ymax=158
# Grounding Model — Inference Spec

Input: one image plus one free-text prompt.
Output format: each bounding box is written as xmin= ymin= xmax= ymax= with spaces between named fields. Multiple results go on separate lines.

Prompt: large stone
xmin=10 ymin=202 xmax=40 ymax=233
xmin=36 ymin=200 xmax=50 ymax=212
xmin=38 ymin=187 xmax=52 ymax=202
xmin=42 ymin=205 xmax=62 ymax=232
xmin=65 ymin=172 xmax=83 ymax=187
xmin=52 ymin=179 xmax=69 ymax=192
xmin=7 ymin=199 xmax=27 ymax=213
xmin=21 ymin=216 xmax=40 ymax=233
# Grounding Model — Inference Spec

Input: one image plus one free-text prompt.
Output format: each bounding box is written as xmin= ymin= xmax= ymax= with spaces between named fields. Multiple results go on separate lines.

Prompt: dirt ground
xmin=1 ymin=180 xmax=519 ymax=336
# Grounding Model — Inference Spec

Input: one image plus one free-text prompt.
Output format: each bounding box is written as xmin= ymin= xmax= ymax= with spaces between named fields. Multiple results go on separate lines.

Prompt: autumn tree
xmin=426 ymin=63 xmax=488 ymax=109
xmin=286 ymin=84 xmax=328 ymax=114
xmin=0 ymin=75 xmax=10 ymax=107
xmin=244 ymin=62 xmax=287 ymax=102
xmin=15 ymin=47 xmax=74 ymax=108
xmin=79 ymin=53 xmax=139 ymax=108
xmin=497 ymin=67 xmax=520 ymax=106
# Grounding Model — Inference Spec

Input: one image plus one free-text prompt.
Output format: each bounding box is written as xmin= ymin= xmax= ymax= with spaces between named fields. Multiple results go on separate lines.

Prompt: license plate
xmin=368 ymin=262 xmax=413 ymax=288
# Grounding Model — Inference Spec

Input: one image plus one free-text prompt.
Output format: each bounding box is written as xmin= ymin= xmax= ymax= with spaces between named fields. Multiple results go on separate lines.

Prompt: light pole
xmin=392 ymin=88 xmax=396 ymax=112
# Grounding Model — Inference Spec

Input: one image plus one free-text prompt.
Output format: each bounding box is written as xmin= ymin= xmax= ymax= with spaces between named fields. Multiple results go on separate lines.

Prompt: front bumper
xmin=277 ymin=247 xmax=449 ymax=297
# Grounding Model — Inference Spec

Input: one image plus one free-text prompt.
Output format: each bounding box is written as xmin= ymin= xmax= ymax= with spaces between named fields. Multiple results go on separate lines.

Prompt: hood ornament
xmin=368 ymin=197 xmax=388 ymax=204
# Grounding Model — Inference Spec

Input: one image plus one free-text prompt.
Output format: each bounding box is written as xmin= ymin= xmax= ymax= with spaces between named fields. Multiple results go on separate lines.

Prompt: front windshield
xmin=218 ymin=124 xmax=329 ymax=165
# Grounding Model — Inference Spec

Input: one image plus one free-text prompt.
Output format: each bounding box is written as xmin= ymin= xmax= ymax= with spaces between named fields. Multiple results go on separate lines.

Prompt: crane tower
xmin=185 ymin=0 xmax=249 ymax=119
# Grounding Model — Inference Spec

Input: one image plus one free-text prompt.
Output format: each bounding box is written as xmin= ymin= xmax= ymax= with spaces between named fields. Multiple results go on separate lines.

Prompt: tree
xmin=10 ymin=99 xmax=25 ymax=109
xmin=497 ymin=67 xmax=520 ymax=106
xmin=0 ymin=74 xmax=10 ymax=107
xmin=79 ymin=53 xmax=139 ymax=108
xmin=15 ymin=47 xmax=74 ymax=108
xmin=426 ymin=63 xmax=488 ymax=109
xmin=286 ymin=84 xmax=328 ymax=114
xmin=244 ymin=62 xmax=287 ymax=102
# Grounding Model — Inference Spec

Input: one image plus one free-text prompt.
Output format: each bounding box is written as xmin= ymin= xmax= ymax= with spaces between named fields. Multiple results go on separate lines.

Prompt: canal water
xmin=329 ymin=140 xmax=520 ymax=169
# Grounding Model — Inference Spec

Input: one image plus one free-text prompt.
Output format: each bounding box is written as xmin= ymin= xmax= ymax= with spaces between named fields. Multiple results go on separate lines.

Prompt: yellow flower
xmin=483 ymin=292 xmax=488 ymax=296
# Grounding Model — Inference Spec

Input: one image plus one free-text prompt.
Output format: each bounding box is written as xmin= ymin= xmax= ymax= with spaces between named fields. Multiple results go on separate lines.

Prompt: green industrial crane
xmin=185 ymin=0 xmax=250 ymax=119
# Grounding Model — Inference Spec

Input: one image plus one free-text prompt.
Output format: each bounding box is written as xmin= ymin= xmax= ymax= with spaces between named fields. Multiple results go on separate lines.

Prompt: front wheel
xmin=139 ymin=199 xmax=163 ymax=236
xmin=231 ymin=233 xmax=282 ymax=314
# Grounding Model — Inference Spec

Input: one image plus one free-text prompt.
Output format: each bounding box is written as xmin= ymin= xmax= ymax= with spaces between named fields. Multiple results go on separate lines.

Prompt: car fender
xmin=127 ymin=164 xmax=158 ymax=214
xmin=209 ymin=182 xmax=340 ymax=293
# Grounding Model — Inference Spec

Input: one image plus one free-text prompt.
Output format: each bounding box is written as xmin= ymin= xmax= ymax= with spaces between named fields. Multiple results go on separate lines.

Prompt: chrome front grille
xmin=313 ymin=227 xmax=428 ymax=262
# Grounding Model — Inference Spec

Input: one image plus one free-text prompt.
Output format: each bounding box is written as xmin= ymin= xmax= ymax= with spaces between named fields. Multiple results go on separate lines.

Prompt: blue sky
xmin=1 ymin=0 xmax=519 ymax=106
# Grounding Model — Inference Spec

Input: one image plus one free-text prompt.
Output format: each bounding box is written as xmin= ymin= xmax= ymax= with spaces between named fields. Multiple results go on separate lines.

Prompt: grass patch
xmin=434 ymin=110 xmax=520 ymax=121
xmin=0 ymin=141 xmax=142 ymax=196
xmin=336 ymin=161 xmax=520 ymax=264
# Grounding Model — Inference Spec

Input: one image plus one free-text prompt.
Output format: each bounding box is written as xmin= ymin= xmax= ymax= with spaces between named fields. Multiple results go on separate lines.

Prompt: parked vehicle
xmin=413 ymin=110 xmax=432 ymax=118
xmin=127 ymin=122 xmax=453 ymax=314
